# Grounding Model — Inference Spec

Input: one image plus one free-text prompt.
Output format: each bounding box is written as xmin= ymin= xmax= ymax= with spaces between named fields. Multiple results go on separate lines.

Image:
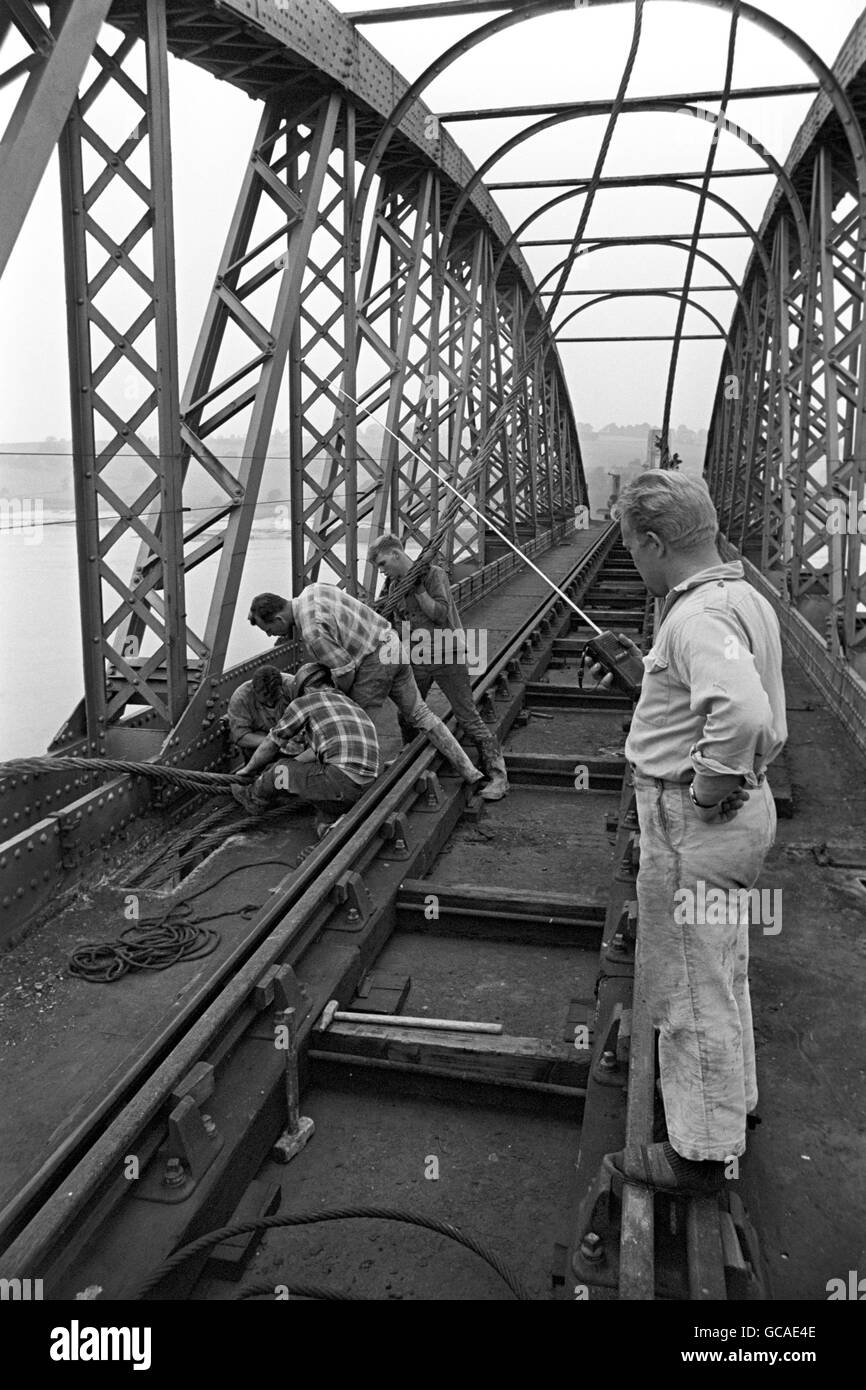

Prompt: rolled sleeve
xmin=302 ymin=623 xmax=356 ymax=682
xmin=270 ymin=705 xmax=306 ymax=753
xmin=675 ymin=614 xmax=776 ymax=783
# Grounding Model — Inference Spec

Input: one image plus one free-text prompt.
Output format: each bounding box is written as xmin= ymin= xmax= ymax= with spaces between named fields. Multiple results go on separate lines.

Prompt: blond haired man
xmin=606 ymin=471 xmax=786 ymax=1194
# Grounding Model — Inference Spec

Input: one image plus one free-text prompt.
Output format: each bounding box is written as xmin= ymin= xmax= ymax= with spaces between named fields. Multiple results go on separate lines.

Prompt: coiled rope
xmin=69 ymin=857 xmax=296 ymax=982
xmin=68 ymin=912 xmax=220 ymax=982
xmin=128 ymin=1207 xmax=530 ymax=1301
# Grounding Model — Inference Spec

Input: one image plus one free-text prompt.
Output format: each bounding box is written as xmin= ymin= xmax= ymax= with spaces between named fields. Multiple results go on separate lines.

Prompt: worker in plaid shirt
xmin=248 ymin=583 xmax=485 ymax=789
xmin=233 ymin=663 xmax=378 ymax=817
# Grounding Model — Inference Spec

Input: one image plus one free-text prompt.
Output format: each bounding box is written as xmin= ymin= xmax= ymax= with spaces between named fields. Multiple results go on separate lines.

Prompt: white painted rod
xmin=334 ymin=1010 xmax=502 ymax=1035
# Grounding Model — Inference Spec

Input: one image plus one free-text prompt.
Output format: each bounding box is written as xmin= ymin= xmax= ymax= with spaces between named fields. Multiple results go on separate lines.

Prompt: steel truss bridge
xmin=3 ymin=0 xmax=866 ymax=737
xmin=3 ymin=0 xmax=866 ymax=929
xmin=1 ymin=0 xmax=866 ymax=1306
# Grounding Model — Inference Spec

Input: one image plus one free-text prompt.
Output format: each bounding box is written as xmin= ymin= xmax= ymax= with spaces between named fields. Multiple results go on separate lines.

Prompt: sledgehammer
xmin=316 ymin=999 xmax=502 ymax=1034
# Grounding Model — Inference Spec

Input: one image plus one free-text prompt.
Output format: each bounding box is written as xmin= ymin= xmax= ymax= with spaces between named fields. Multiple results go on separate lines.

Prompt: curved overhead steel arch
xmin=351 ymin=0 xmax=866 ymax=264
xmin=552 ymin=292 xmax=735 ymax=362
xmin=526 ymin=238 xmax=759 ymax=353
xmin=487 ymin=137 xmax=810 ymax=292
xmin=477 ymin=169 xmax=780 ymax=355
xmin=435 ymin=102 xmax=794 ymax=313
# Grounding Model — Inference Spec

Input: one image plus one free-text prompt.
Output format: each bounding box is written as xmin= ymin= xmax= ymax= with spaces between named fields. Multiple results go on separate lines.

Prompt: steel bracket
xmin=593 ymin=1003 xmax=630 ymax=1086
xmin=249 ymin=964 xmax=305 ymax=1039
xmin=377 ymin=813 xmax=412 ymax=860
xmin=606 ymin=900 xmax=637 ymax=963
xmin=133 ymin=1089 xmax=225 ymax=1204
xmin=413 ymin=771 xmax=444 ymax=811
xmin=330 ymin=870 xmax=374 ymax=930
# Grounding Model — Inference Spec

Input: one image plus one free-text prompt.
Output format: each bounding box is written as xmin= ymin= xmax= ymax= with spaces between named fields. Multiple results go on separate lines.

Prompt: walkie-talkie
xmin=578 ymin=630 xmax=645 ymax=700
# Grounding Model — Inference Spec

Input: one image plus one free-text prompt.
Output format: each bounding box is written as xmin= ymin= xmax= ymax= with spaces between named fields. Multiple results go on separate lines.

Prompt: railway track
xmin=0 ymin=524 xmax=767 ymax=1301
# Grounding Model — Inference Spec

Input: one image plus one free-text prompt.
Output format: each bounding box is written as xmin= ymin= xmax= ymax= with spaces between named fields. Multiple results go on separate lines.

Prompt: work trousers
xmin=346 ymin=651 xmax=479 ymax=781
xmin=397 ymin=662 xmax=497 ymax=754
xmin=252 ymin=758 xmax=367 ymax=816
xmin=632 ymin=773 xmax=777 ymax=1161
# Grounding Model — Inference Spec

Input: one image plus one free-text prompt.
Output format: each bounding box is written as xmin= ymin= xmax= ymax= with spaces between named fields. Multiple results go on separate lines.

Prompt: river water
xmin=0 ymin=517 xmax=343 ymax=758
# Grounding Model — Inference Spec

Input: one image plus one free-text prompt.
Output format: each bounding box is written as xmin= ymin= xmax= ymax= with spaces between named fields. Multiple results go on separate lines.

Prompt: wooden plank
xmin=618 ymin=990 xmax=657 ymax=1300
xmin=314 ymin=1020 xmax=591 ymax=1087
xmin=396 ymin=879 xmax=605 ymax=945
xmin=397 ymin=879 xmax=604 ymax=923
xmin=686 ymin=1198 xmax=728 ymax=1300
xmin=308 ymin=1051 xmax=586 ymax=1107
xmin=505 ymin=753 xmax=625 ymax=790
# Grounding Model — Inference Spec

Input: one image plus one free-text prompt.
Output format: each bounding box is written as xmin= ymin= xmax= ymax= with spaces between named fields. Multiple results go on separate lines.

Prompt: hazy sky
xmin=1 ymin=0 xmax=864 ymax=440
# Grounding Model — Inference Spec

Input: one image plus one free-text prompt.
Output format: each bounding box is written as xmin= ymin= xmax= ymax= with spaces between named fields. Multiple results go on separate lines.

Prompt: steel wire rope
xmin=128 ymin=1207 xmax=531 ymax=1301
xmin=0 ymin=756 xmax=243 ymax=794
xmin=235 ymin=1283 xmax=366 ymax=1302
xmin=659 ymin=2 xmax=741 ymax=466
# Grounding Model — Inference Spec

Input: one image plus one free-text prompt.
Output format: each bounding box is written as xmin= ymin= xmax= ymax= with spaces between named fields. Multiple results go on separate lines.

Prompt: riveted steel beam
xmin=0 ymin=0 xmax=112 ymax=277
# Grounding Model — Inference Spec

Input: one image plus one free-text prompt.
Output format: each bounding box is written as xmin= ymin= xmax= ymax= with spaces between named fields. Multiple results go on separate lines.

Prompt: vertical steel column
xmin=143 ymin=0 xmax=185 ymax=722
xmin=816 ymin=147 xmax=844 ymax=652
xmin=58 ymin=105 xmax=105 ymax=748
xmin=57 ymin=5 xmax=187 ymax=743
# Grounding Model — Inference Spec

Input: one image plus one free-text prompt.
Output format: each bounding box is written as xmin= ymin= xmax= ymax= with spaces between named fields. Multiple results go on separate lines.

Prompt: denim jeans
xmin=632 ymin=773 xmax=777 ymax=1161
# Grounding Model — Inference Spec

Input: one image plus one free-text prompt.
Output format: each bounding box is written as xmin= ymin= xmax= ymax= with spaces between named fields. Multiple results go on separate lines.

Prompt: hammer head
xmin=317 ymin=999 xmax=339 ymax=1031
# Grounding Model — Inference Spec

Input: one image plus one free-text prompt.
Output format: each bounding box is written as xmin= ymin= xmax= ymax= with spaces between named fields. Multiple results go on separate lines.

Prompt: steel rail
xmin=0 ymin=523 xmax=620 ymax=1270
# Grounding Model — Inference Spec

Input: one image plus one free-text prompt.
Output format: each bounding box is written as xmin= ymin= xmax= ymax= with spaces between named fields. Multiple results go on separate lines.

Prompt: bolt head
xmin=578 ymin=1232 xmax=605 ymax=1264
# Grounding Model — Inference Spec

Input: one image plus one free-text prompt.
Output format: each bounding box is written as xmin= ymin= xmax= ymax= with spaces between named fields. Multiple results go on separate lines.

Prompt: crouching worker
xmin=232 ymin=663 xmax=379 ymax=820
xmin=226 ymin=663 xmax=294 ymax=752
xmin=368 ymin=533 xmax=508 ymax=801
xmin=247 ymin=584 xmax=485 ymax=791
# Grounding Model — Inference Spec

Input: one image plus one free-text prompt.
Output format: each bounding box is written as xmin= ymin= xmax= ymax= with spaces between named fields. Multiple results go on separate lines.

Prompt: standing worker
xmin=247 ymin=583 xmax=487 ymax=792
xmin=603 ymin=471 xmax=786 ymax=1194
xmin=368 ymin=533 xmax=508 ymax=800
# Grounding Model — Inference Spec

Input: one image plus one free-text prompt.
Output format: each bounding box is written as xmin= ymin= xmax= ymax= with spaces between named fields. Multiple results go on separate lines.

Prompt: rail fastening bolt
xmin=579 ymin=1232 xmax=605 ymax=1264
xmin=162 ymin=1157 xmax=186 ymax=1188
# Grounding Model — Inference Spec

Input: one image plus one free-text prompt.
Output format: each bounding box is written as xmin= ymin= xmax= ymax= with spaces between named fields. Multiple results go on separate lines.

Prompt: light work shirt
xmin=291 ymin=584 xmax=392 ymax=682
xmin=624 ymin=561 xmax=787 ymax=786
xmin=227 ymin=674 xmax=295 ymax=743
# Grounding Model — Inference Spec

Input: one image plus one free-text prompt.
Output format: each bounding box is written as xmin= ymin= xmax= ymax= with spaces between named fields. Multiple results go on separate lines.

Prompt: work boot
xmin=421 ymin=717 xmax=485 ymax=789
xmin=478 ymin=741 xmax=509 ymax=801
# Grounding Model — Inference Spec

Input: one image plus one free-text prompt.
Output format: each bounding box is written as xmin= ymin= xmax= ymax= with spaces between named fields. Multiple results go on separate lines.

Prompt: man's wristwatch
xmin=688 ymin=782 xmax=720 ymax=810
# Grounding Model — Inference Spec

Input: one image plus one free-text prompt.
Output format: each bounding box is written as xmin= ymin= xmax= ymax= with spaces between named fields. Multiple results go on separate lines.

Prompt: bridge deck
xmin=0 ymin=525 xmax=863 ymax=1298
xmin=0 ymin=524 xmax=603 ymax=1223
